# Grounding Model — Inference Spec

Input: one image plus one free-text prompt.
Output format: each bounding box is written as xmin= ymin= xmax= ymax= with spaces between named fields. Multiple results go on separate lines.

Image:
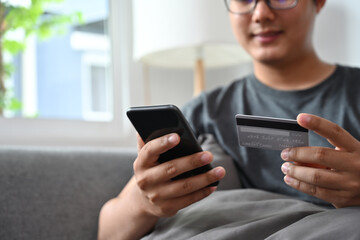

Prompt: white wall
xmin=314 ymin=0 xmax=360 ymax=67
xmin=143 ymin=0 xmax=360 ymax=108
xmin=147 ymin=63 xmax=253 ymax=108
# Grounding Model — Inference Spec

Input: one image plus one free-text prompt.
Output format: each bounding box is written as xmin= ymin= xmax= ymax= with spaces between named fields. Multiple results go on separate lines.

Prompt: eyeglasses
xmin=224 ymin=0 xmax=299 ymax=15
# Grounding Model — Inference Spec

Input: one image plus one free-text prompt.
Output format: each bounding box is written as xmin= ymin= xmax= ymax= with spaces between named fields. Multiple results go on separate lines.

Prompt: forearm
xmin=98 ymin=177 xmax=159 ymax=240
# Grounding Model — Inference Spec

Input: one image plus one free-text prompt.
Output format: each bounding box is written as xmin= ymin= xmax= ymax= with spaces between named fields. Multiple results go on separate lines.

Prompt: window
xmin=5 ymin=0 xmax=111 ymax=120
xmin=0 ymin=0 xmax=142 ymax=147
xmin=0 ymin=0 xmax=253 ymax=147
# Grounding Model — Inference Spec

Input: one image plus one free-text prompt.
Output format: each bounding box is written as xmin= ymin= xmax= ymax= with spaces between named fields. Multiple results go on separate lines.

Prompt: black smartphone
xmin=127 ymin=104 xmax=218 ymax=185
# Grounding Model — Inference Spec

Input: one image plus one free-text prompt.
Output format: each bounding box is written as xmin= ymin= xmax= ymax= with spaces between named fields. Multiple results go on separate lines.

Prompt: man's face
xmin=229 ymin=0 xmax=319 ymax=64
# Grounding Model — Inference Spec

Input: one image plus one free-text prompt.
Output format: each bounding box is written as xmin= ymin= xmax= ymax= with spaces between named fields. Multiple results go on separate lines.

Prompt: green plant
xmin=0 ymin=0 xmax=83 ymax=115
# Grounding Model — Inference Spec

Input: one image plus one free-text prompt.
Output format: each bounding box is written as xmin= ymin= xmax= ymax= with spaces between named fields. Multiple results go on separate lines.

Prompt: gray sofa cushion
xmin=0 ymin=135 xmax=240 ymax=240
xmin=0 ymin=147 xmax=136 ymax=240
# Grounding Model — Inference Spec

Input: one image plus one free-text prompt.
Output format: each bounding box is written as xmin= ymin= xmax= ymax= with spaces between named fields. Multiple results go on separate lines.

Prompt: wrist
xmin=124 ymin=177 xmax=160 ymax=222
xmin=98 ymin=177 xmax=160 ymax=240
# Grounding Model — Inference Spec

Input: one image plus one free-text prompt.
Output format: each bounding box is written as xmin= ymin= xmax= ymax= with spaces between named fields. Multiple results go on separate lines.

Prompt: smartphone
xmin=127 ymin=104 xmax=218 ymax=185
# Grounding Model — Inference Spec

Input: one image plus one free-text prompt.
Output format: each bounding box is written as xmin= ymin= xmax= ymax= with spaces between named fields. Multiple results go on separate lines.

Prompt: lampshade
xmin=132 ymin=0 xmax=251 ymax=97
xmin=132 ymin=0 xmax=251 ymax=69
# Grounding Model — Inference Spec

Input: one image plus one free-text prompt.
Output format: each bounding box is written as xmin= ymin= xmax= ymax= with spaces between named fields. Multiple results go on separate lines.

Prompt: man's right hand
xmin=133 ymin=133 xmax=225 ymax=218
xmin=98 ymin=133 xmax=225 ymax=240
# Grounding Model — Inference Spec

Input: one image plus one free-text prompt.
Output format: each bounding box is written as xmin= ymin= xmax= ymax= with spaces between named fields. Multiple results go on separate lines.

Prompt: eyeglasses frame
xmin=224 ymin=0 xmax=299 ymax=15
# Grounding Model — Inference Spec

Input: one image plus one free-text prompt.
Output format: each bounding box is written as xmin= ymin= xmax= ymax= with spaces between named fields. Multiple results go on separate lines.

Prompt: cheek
xmin=282 ymin=7 xmax=316 ymax=47
xmin=230 ymin=16 xmax=249 ymax=46
xmin=286 ymin=19 xmax=314 ymax=51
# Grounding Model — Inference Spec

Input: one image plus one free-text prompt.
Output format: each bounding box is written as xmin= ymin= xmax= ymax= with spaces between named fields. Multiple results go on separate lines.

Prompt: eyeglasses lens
xmin=226 ymin=0 xmax=298 ymax=14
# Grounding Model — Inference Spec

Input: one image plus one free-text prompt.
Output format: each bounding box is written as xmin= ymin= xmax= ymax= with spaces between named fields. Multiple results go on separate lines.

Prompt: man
xmin=98 ymin=0 xmax=360 ymax=239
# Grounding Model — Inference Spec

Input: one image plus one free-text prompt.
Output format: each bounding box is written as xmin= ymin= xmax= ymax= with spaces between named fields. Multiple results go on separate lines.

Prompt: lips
xmin=252 ymin=30 xmax=283 ymax=43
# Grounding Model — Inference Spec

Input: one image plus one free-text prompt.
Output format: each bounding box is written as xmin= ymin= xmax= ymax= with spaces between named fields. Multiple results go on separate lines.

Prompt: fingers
xmin=297 ymin=113 xmax=358 ymax=152
xmin=134 ymin=133 xmax=181 ymax=171
xmin=137 ymin=151 xmax=215 ymax=188
xmin=281 ymin=145 xmax=360 ymax=207
xmin=143 ymin=167 xmax=225 ymax=217
xmin=137 ymin=164 xmax=225 ymax=218
xmin=281 ymin=146 xmax=355 ymax=171
xmin=281 ymin=162 xmax=346 ymax=190
xmin=281 ymin=161 xmax=346 ymax=206
xmin=132 ymin=132 xmax=226 ymax=217
xmin=282 ymin=174 xmax=349 ymax=207
xmin=280 ymin=114 xmax=360 ymax=208
xmin=145 ymin=167 xmax=225 ymax=201
xmin=282 ymin=168 xmax=360 ymax=208
xmin=136 ymin=133 xmax=145 ymax=152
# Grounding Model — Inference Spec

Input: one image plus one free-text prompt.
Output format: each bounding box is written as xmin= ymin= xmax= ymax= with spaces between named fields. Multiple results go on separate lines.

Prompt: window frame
xmin=0 ymin=0 xmax=145 ymax=147
xmin=81 ymin=52 xmax=112 ymax=122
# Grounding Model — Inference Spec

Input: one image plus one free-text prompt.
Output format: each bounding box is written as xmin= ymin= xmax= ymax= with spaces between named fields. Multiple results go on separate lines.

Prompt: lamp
xmin=132 ymin=0 xmax=251 ymax=98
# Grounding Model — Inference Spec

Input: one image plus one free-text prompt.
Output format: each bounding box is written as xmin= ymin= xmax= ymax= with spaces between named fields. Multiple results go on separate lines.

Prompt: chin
xmin=250 ymin=49 xmax=288 ymax=65
xmin=253 ymin=55 xmax=284 ymax=65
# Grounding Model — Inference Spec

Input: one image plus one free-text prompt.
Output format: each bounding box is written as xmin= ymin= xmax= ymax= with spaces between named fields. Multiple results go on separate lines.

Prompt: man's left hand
xmin=280 ymin=113 xmax=360 ymax=208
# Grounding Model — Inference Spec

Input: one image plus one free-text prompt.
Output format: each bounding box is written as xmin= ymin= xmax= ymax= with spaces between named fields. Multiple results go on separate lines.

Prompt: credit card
xmin=236 ymin=114 xmax=309 ymax=150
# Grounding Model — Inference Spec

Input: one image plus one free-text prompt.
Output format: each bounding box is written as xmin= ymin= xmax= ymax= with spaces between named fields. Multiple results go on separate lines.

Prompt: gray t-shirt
xmin=183 ymin=65 xmax=360 ymax=206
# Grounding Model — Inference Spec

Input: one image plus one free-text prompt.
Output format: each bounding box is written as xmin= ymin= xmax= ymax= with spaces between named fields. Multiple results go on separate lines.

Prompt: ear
xmin=314 ymin=0 xmax=326 ymax=13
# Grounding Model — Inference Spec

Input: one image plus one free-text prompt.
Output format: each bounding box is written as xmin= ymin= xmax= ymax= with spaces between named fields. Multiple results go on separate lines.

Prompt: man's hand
xmin=280 ymin=113 xmax=360 ymax=208
xmin=134 ymin=133 xmax=225 ymax=217
xmin=98 ymin=133 xmax=225 ymax=240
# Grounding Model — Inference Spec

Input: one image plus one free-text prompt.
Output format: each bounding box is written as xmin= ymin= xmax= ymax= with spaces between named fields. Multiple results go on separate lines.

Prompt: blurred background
xmin=0 ymin=0 xmax=359 ymax=147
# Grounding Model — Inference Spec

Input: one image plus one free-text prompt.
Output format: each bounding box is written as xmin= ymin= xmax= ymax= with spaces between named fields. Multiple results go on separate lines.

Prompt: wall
xmin=143 ymin=0 xmax=360 ymax=109
xmin=314 ymin=0 xmax=360 ymax=67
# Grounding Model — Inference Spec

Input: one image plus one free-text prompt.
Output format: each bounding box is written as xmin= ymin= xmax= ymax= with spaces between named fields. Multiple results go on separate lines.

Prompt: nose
xmin=251 ymin=0 xmax=276 ymax=23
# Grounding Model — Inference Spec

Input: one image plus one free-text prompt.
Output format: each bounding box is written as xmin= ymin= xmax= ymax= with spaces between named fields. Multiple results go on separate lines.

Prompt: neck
xmin=253 ymin=51 xmax=336 ymax=91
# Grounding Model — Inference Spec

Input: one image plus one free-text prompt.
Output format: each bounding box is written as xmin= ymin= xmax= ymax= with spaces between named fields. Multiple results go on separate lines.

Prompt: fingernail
xmin=168 ymin=134 xmax=178 ymax=143
xmin=215 ymin=168 xmax=225 ymax=179
xmin=281 ymin=149 xmax=289 ymax=160
xmin=200 ymin=153 xmax=211 ymax=164
xmin=281 ymin=162 xmax=290 ymax=174
xmin=284 ymin=175 xmax=294 ymax=185
xmin=299 ymin=114 xmax=311 ymax=124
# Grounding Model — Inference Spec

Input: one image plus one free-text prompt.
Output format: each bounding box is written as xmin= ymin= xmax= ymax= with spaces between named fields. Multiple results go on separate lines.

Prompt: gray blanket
xmin=143 ymin=189 xmax=360 ymax=240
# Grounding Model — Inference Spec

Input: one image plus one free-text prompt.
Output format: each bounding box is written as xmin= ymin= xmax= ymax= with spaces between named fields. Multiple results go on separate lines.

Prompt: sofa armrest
xmin=0 ymin=146 xmax=137 ymax=240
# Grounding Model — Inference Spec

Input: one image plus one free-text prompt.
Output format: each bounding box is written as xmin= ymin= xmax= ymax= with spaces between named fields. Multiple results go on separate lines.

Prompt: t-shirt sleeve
xmin=181 ymin=94 xmax=206 ymax=137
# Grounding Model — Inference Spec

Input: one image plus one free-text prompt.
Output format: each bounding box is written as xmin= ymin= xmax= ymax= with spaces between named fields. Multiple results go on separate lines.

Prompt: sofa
xmin=2 ymin=136 xmax=360 ymax=240
xmin=0 ymin=135 xmax=241 ymax=240
xmin=0 ymin=146 xmax=136 ymax=239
